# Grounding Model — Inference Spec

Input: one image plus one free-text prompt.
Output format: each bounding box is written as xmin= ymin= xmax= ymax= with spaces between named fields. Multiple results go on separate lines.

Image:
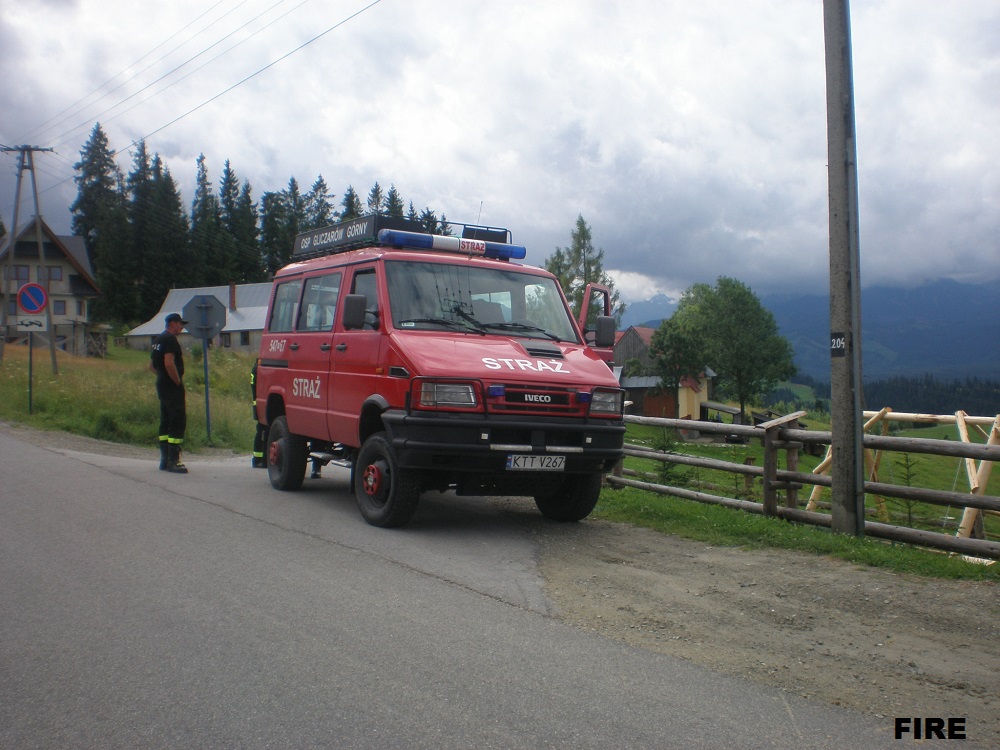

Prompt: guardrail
xmin=610 ymin=412 xmax=1000 ymax=560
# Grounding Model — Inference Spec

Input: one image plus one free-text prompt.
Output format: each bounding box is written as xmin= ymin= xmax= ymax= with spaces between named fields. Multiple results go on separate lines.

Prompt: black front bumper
xmin=380 ymin=409 xmax=625 ymax=475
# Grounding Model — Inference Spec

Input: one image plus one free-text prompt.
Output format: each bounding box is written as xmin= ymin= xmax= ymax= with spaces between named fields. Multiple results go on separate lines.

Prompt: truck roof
xmin=290 ymin=215 xmax=520 ymax=261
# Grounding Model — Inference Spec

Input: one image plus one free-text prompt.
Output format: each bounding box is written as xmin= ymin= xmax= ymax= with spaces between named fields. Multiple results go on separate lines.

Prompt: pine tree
xmin=259 ymin=191 xmax=288 ymax=275
xmin=232 ymin=179 xmax=262 ymax=282
xmin=406 ymin=201 xmax=419 ymax=222
xmin=220 ymin=161 xmax=261 ymax=282
xmin=385 ymin=185 xmax=404 ymax=217
xmin=190 ymin=154 xmax=233 ymax=285
xmin=418 ymin=208 xmax=439 ymax=234
xmin=71 ymin=123 xmax=131 ymax=321
xmin=304 ymin=175 xmax=335 ymax=230
xmin=340 ymin=185 xmax=363 ymax=220
xmin=366 ymin=182 xmax=385 ymax=215
xmin=71 ymin=123 xmax=125 ymax=271
xmin=140 ymin=155 xmax=190 ymax=318
xmin=125 ymin=141 xmax=155 ymax=318
xmin=543 ymin=215 xmax=625 ymax=323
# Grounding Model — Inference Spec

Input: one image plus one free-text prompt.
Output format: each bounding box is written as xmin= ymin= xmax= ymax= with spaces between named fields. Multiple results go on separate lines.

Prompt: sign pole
xmin=183 ymin=294 xmax=227 ymax=442
xmin=28 ymin=331 xmax=34 ymax=414
xmin=202 ymin=329 xmax=212 ymax=441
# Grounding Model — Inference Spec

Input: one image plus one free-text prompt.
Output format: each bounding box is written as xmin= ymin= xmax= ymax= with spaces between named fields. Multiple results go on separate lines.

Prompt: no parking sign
xmin=17 ymin=283 xmax=48 ymax=314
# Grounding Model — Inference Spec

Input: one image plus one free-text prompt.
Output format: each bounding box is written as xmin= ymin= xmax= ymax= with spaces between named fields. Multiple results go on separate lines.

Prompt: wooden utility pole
xmin=823 ymin=1 xmax=866 ymax=535
xmin=0 ymin=145 xmax=59 ymax=373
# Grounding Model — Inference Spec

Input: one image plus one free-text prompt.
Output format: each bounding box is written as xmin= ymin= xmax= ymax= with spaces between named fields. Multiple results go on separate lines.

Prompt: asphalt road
xmin=1 ymin=430 xmax=902 ymax=749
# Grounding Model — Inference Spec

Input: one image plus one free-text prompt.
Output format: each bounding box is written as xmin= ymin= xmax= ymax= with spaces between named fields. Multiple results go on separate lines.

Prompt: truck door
xmin=285 ymin=271 xmax=342 ymax=440
xmin=328 ymin=266 xmax=384 ymax=446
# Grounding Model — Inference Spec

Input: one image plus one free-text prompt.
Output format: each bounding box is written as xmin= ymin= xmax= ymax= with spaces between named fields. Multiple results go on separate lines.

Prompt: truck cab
xmin=255 ymin=215 xmax=625 ymax=527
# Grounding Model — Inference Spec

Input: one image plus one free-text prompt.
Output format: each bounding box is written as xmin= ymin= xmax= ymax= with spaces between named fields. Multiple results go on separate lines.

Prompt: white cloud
xmin=1 ymin=0 xmax=997 ymax=301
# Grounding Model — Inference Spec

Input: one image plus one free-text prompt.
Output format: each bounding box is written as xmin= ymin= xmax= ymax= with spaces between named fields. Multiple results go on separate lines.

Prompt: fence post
xmin=763 ymin=427 xmax=778 ymax=516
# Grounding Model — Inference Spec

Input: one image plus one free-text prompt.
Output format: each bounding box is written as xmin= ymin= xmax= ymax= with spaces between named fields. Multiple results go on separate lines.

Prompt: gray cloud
xmin=1 ymin=0 xmax=997 ymax=304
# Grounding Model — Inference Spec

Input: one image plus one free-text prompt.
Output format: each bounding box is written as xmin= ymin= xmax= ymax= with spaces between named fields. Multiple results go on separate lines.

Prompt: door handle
xmin=289 ymin=342 xmax=299 ymax=351
xmin=320 ymin=343 xmax=331 ymax=351
xmin=335 ymin=343 xmax=347 ymax=352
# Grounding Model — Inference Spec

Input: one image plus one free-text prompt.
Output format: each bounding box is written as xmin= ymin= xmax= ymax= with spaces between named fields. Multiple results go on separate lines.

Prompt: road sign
xmin=17 ymin=283 xmax=48 ymax=314
xmin=182 ymin=295 xmax=227 ymax=339
xmin=16 ymin=316 xmax=49 ymax=332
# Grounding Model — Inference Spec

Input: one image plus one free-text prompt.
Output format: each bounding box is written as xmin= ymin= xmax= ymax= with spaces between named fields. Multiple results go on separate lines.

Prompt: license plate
xmin=506 ymin=454 xmax=565 ymax=471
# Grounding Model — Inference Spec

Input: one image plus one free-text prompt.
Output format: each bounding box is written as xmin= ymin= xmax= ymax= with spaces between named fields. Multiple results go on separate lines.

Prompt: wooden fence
xmin=610 ymin=410 xmax=1000 ymax=560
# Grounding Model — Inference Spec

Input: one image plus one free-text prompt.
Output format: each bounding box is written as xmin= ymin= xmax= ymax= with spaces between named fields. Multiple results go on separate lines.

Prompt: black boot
xmin=166 ymin=444 xmax=189 ymax=474
xmin=159 ymin=441 xmax=169 ymax=471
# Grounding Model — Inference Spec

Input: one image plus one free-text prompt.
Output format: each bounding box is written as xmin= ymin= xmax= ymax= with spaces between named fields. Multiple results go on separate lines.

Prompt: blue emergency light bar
xmin=377 ymin=229 xmax=527 ymax=260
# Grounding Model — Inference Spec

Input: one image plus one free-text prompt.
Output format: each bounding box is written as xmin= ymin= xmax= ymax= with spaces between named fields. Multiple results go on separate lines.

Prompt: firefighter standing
xmin=150 ymin=312 xmax=189 ymax=473
xmin=251 ymin=358 xmax=268 ymax=468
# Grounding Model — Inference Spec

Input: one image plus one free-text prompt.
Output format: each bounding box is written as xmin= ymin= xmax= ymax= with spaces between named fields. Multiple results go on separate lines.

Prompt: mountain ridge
xmin=620 ymin=278 xmax=1000 ymax=381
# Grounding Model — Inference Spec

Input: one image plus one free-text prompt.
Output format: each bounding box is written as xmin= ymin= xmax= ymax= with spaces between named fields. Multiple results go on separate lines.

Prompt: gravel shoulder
xmin=6 ymin=422 xmax=998 ymax=745
xmin=535 ymin=520 xmax=999 ymax=746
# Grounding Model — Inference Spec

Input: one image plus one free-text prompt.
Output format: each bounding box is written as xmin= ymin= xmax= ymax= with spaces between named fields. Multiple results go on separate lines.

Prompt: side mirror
xmin=343 ymin=294 xmax=367 ymax=330
xmin=594 ymin=315 xmax=616 ymax=348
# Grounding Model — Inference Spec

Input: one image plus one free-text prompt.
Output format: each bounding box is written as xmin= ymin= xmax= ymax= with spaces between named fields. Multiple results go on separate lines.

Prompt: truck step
xmin=310 ymin=452 xmax=353 ymax=469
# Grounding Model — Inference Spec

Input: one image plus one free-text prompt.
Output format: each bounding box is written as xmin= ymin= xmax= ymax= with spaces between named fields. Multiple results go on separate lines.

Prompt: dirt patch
xmin=536 ymin=521 xmax=999 ymax=746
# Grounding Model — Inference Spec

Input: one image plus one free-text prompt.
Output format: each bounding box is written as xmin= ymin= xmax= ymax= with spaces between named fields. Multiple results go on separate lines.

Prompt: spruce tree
xmin=140 ymin=155 xmax=190 ymax=318
xmin=190 ymin=154 xmax=233 ymax=285
xmin=259 ymin=191 xmax=288 ymax=275
xmin=544 ymin=215 xmax=625 ymax=323
xmin=385 ymin=185 xmax=404 ymax=217
xmin=340 ymin=186 xmax=363 ymax=220
xmin=232 ymin=179 xmax=262 ymax=282
xmin=366 ymin=182 xmax=385 ymax=215
xmin=71 ymin=123 xmax=131 ymax=321
xmin=220 ymin=161 xmax=261 ymax=282
xmin=304 ymin=176 xmax=335 ymax=230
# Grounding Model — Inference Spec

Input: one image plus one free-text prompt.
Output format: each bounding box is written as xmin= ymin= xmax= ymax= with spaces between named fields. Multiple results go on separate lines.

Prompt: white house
xmin=127 ymin=282 xmax=271 ymax=353
xmin=1 ymin=218 xmax=101 ymax=355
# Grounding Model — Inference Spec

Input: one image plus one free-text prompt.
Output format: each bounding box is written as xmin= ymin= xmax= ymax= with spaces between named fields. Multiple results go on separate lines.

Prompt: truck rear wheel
xmin=267 ymin=415 xmax=308 ymax=491
xmin=534 ymin=473 xmax=603 ymax=522
xmin=354 ymin=432 xmax=421 ymax=527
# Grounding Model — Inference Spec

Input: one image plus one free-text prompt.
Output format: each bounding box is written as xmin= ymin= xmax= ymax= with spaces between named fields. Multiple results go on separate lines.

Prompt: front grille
xmin=490 ymin=384 xmax=582 ymax=415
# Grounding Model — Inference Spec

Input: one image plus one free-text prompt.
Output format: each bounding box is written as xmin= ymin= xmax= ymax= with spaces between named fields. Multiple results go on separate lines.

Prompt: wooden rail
xmin=614 ymin=411 xmax=1000 ymax=560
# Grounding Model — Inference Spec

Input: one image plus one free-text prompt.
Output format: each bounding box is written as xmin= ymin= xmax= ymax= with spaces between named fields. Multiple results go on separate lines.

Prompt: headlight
xmin=589 ymin=388 xmax=623 ymax=415
xmin=418 ymin=381 xmax=478 ymax=408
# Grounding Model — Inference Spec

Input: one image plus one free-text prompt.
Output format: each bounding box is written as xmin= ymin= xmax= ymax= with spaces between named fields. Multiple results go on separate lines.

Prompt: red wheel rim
xmin=362 ymin=463 xmax=382 ymax=496
xmin=268 ymin=440 xmax=281 ymax=466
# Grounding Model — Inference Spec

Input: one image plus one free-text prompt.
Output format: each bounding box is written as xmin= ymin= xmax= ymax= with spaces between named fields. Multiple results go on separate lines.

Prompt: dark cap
xmin=165 ymin=313 xmax=188 ymax=325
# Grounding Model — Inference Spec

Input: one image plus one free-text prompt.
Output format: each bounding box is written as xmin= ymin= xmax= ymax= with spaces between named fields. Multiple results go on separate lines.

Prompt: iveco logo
xmin=523 ymin=394 xmax=552 ymax=403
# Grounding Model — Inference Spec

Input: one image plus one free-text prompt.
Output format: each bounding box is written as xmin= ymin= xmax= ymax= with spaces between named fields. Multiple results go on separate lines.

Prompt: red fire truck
xmin=254 ymin=215 xmax=624 ymax=527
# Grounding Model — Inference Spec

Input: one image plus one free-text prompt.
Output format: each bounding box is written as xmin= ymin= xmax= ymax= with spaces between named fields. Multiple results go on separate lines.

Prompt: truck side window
xmin=351 ymin=269 xmax=378 ymax=330
xmin=268 ymin=279 xmax=303 ymax=333
xmin=298 ymin=272 xmax=342 ymax=332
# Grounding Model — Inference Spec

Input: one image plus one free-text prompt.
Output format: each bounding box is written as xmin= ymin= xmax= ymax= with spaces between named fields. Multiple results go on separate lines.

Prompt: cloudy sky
xmin=1 ymin=0 xmax=997 ymax=303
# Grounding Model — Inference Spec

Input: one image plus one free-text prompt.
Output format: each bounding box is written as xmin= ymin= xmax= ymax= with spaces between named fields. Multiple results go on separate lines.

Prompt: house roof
xmin=0 ymin=218 xmax=99 ymax=295
xmin=127 ymin=283 xmax=272 ymax=337
xmin=630 ymin=325 xmax=656 ymax=345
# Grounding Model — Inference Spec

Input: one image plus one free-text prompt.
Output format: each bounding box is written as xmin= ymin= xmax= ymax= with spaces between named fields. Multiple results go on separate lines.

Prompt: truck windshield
xmin=385 ymin=260 xmax=579 ymax=343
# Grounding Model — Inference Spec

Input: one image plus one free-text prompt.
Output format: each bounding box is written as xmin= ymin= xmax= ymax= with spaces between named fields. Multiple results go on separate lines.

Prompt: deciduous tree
xmin=651 ymin=276 xmax=795 ymax=421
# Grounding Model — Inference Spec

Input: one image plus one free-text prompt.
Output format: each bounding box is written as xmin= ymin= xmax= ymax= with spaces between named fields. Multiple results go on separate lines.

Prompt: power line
xmin=18 ymin=0 xmax=235 ymax=144
xmin=120 ymin=0 xmax=382 ymax=153
xmin=1 ymin=0 xmax=383 ymax=218
xmin=46 ymin=0 xmax=310 ymax=153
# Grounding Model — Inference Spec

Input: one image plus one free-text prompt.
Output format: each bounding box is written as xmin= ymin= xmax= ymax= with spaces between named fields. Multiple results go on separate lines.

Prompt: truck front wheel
xmin=354 ymin=432 xmax=421 ymax=527
xmin=267 ymin=415 xmax=308 ymax=491
xmin=534 ymin=473 xmax=603 ymax=522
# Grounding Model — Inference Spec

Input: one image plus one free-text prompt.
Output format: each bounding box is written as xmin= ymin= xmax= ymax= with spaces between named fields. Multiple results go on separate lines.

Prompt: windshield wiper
xmin=479 ymin=322 xmax=562 ymax=342
xmin=397 ymin=317 xmax=486 ymax=334
xmin=448 ymin=306 xmax=489 ymax=334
